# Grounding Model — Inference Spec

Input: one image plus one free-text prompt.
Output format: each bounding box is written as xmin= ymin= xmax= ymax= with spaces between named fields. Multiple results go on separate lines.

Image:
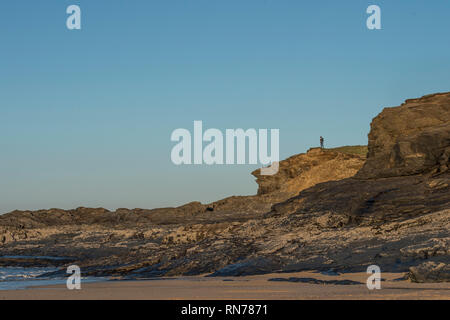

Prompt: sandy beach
xmin=1 ymin=271 xmax=449 ymax=300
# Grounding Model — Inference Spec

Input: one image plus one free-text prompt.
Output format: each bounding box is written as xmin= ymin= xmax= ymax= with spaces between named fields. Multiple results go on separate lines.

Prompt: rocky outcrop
xmin=0 ymin=92 xmax=448 ymax=283
xmin=356 ymin=93 xmax=450 ymax=179
xmin=252 ymin=147 xmax=366 ymax=195
xmin=264 ymin=93 xmax=450 ymax=281
xmin=408 ymin=261 xmax=450 ymax=283
xmin=272 ymin=93 xmax=450 ymax=224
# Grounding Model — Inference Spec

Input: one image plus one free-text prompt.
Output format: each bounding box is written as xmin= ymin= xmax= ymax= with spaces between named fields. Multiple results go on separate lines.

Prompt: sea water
xmin=0 ymin=256 xmax=107 ymax=290
xmin=0 ymin=266 xmax=63 ymax=290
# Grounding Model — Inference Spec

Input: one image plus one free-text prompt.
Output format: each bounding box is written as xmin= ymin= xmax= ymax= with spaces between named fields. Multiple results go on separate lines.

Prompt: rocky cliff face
xmin=252 ymin=147 xmax=365 ymax=195
xmin=272 ymin=93 xmax=450 ymax=221
xmin=356 ymin=93 xmax=450 ymax=179
xmin=0 ymin=93 xmax=448 ymax=282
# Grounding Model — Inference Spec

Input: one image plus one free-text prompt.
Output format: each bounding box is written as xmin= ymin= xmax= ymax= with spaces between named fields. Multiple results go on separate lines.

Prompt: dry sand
xmin=1 ymin=271 xmax=449 ymax=300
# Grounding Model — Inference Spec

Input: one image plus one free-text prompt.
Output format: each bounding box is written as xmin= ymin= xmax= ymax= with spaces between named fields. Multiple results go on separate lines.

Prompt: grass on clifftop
xmin=326 ymin=145 xmax=368 ymax=157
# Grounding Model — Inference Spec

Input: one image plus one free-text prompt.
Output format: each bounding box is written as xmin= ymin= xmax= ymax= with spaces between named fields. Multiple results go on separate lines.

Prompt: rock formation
xmin=271 ymin=93 xmax=450 ymax=224
xmin=252 ymin=146 xmax=366 ymax=195
xmin=0 ymin=92 xmax=448 ymax=283
xmin=356 ymin=92 xmax=450 ymax=179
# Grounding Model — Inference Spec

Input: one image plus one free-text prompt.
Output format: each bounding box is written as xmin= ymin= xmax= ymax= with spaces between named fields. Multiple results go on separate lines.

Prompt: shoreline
xmin=1 ymin=271 xmax=449 ymax=300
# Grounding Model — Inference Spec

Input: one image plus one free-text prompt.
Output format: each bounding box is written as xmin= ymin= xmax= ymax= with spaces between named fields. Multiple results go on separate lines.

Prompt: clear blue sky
xmin=1 ymin=1 xmax=449 ymax=213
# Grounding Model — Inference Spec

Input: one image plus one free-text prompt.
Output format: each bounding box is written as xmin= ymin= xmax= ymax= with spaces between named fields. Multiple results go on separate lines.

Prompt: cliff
xmin=356 ymin=92 xmax=450 ymax=179
xmin=0 ymin=93 xmax=448 ymax=283
xmin=252 ymin=146 xmax=366 ymax=195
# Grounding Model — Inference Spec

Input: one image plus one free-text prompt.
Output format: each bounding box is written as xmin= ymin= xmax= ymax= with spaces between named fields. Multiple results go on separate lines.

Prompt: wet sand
xmin=1 ymin=271 xmax=449 ymax=300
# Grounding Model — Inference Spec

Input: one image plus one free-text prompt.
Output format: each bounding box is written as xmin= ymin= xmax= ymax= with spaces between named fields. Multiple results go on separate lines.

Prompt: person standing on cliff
xmin=320 ymin=136 xmax=324 ymax=149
